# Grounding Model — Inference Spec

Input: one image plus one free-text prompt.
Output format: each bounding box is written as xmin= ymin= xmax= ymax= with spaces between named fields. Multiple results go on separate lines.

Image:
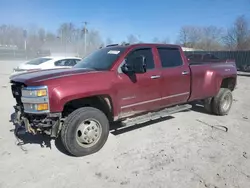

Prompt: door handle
xmin=182 ymin=71 xmax=189 ymax=75
xmin=151 ymin=75 xmax=161 ymax=79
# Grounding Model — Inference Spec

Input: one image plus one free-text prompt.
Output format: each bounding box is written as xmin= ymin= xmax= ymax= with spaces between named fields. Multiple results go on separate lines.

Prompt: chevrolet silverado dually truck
xmin=10 ymin=43 xmax=237 ymax=157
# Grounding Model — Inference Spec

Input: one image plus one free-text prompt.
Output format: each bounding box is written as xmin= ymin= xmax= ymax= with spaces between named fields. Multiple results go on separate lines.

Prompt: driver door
xmin=115 ymin=47 xmax=162 ymax=119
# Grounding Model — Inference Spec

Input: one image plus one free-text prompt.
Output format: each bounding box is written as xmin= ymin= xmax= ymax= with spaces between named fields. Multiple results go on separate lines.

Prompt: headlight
xmin=22 ymin=87 xmax=47 ymax=97
xmin=21 ymin=86 xmax=50 ymax=113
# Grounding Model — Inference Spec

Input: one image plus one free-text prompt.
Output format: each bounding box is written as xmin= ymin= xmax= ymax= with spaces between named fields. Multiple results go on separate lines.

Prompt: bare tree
xmin=224 ymin=15 xmax=250 ymax=50
xmin=178 ymin=26 xmax=202 ymax=48
xmin=0 ymin=25 xmax=25 ymax=48
xmin=57 ymin=23 xmax=75 ymax=43
xmin=178 ymin=27 xmax=188 ymax=46
xmin=152 ymin=37 xmax=170 ymax=44
xmin=105 ymin=37 xmax=113 ymax=45
xmin=161 ymin=37 xmax=170 ymax=44
xmin=178 ymin=25 xmax=224 ymax=50
xmin=86 ymin=30 xmax=103 ymax=55
xmin=127 ymin=34 xmax=138 ymax=44
xmin=38 ymin=28 xmax=46 ymax=42
xmin=197 ymin=26 xmax=224 ymax=50
xmin=152 ymin=37 xmax=160 ymax=43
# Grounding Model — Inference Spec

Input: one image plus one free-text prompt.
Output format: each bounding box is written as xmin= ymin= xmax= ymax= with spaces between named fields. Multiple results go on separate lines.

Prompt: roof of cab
xmin=104 ymin=43 xmax=181 ymax=49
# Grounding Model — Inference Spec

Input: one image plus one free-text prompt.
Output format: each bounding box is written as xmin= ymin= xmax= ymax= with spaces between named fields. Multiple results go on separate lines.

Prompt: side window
xmin=54 ymin=59 xmax=67 ymax=66
xmin=157 ymin=47 xmax=183 ymax=68
xmin=126 ymin=48 xmax=155 ymax=70
xmin=75 ymin=59 xmax=81 ymax=64
xmin=55 ymin=59 xmax=76 ymax=66
xmin=65 ymin=59 xmax=76 ymax=66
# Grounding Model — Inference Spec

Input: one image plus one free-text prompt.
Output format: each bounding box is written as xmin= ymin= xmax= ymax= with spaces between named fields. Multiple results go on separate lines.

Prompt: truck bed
xmin=188 ymin=60 xmax=237 ymax=102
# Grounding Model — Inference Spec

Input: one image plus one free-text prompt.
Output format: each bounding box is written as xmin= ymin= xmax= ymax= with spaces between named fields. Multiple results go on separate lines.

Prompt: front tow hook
xmin=22 ymin=117 xmax=36 ymax=135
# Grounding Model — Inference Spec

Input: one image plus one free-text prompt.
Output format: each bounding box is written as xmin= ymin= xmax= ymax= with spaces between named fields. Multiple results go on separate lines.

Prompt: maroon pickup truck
xmin=10 ymin=43 xmax=237 ymax=157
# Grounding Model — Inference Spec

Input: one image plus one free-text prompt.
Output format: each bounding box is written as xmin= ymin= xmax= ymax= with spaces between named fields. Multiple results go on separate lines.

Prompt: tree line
xmin=178 ymin=15 xmax=250 ymax=51
xmin=0 ymin=15 xmax=249 ymax=56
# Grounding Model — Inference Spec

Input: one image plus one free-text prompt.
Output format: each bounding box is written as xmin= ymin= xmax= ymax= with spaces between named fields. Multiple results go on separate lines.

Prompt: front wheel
xmin=60 ymin=107 xmax=110 ymax=157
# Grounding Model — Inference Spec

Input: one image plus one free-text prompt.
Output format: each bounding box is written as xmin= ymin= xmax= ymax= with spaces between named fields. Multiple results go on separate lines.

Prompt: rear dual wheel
xmin=60 ymin=107 xmax=110 ymax=157
xmin=204 ymin=88 xmax=233 ymax=116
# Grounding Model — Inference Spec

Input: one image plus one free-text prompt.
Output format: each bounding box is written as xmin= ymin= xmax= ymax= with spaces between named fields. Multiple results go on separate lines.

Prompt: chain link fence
xmin=0 ymin=49 xmax=51 ymax=60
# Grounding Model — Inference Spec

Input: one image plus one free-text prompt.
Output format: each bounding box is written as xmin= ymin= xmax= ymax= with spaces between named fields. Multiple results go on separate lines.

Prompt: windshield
xmin=74 ymin=47 xmax=127 ymax=70
xmin=26 ymin=57 xmax=52 ymax=65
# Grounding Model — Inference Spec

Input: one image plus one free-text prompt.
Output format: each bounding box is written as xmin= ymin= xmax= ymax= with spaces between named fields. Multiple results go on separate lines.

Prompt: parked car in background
xmin=11 ymin=56 xmax=82 ymax=76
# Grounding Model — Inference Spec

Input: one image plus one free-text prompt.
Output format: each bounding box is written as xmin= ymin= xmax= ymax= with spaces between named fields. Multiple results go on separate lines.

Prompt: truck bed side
xmin=188 ymin=61 xmax=237 ymax=102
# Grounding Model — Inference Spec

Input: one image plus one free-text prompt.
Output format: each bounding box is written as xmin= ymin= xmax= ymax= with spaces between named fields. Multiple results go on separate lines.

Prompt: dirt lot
xmin=0 ymin=61 xmax=250 ymax=188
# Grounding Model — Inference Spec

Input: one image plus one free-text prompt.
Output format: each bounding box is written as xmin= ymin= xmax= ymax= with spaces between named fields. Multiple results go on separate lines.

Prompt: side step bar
xmin=122 ymin=104 xmax=192 ymax=127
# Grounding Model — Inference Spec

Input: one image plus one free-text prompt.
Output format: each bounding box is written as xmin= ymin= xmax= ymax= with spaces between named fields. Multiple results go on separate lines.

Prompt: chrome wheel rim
xmin=76 ymin=119 xmax=102 ymax=148
xmin=221 ymin=94 xmax=231 ymax=111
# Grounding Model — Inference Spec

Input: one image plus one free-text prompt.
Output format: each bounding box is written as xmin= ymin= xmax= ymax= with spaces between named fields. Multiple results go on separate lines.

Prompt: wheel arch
xmin=220 ymin=77 xmax=237 ymax=91
xmin=62 ymin=95 xmax=114 ymax=121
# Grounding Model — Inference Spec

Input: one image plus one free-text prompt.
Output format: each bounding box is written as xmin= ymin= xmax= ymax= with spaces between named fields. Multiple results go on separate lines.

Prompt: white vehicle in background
xmin=11 ymin=56 xmax=82 ymax=76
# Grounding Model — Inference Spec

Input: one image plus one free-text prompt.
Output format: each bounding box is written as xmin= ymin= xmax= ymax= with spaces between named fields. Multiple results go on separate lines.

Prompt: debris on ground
xmin=243 ymin=152 xmax=248 ymax=159
xmin=196 ymin=119 xmax=228 ymax=132
xmin=243 ymin=116 xmax=248 ymax=120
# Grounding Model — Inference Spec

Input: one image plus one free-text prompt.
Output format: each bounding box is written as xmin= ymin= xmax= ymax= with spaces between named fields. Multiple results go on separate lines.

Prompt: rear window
xmin=26 ymin=58 xmax=52 ymax=65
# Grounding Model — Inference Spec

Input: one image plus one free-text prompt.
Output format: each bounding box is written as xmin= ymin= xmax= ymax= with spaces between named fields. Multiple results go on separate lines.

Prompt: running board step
xmin=122 ymin=104 xmax=192 ymax=127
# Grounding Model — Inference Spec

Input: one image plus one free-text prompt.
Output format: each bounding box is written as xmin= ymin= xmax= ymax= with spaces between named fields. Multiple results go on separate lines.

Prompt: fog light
xmin=23 ymin=103 xmax=49 ymax=112
xmin=37 ymin=103 xmax=49 ymax=111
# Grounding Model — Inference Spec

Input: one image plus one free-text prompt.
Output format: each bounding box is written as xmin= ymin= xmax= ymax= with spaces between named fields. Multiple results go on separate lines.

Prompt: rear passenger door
xmin=157 ymin=47 xmax=191 ymax=107
xmin=116 ymin=47 xmax=162 ymax=118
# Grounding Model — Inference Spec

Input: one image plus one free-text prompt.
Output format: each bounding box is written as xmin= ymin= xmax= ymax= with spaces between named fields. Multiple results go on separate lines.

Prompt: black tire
xmin=212 ymin=88 xmax=233 ymax=116
xmin=204 ymin=97 xmax=214 ymax=114
xmin=61 ymin=107 xmax=110 ymax=157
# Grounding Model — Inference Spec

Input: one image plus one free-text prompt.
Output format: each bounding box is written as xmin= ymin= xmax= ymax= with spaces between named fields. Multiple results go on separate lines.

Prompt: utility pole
xmin=23 ymin=29 xmax=27 ymax=50
xmin=23 ymin=29 xmax=27 ymax=59
xmin=82 ymin=21 xmax=88 ymax=56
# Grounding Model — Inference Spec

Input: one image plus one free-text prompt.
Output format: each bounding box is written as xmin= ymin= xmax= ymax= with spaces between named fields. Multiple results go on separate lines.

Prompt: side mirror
xmin=121 ymin=55 xmax=146 ymax=74
xmin=121 ymin=63 xmax=133 ymax=73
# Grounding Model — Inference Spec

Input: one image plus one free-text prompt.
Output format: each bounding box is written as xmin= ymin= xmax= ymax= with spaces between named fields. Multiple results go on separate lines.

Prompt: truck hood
xmin=10 ymin=68 xmax=96 ymax=84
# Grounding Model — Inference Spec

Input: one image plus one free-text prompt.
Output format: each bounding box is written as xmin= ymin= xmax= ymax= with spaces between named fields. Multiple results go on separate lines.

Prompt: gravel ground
xmin=0 ymin=61 xmax=250 ymax=188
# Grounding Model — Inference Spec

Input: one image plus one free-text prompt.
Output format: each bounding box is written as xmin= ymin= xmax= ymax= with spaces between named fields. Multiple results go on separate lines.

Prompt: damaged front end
xmin=11 ymin=81 xmax=62 ymax=137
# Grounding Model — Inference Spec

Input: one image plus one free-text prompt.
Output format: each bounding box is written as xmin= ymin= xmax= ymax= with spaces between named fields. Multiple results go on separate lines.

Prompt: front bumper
xmin=13 ymin=105 xmax=62 ymax=137
xmin=11 ymin=82 xmax=62 ymax=137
